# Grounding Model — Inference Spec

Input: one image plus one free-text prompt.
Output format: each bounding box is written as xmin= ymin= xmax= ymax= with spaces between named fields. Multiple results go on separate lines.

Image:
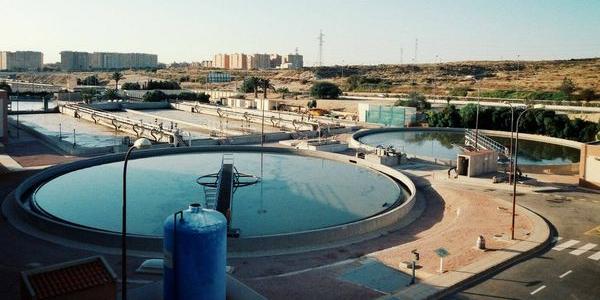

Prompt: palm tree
xmin=111 ymin=72 xmax=124 ymax=90
xmin=258 ymin=78 xmax=275 ymax=99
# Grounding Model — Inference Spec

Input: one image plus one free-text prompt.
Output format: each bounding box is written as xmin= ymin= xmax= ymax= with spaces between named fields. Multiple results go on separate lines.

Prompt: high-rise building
xmin=252 ymin=54 xmax=271 ymax=69
xmin=211 ymin=52 xmax=303 ymax=69
xmin=60 ymin=51 xmax=91 ymax=71
xmin=247 ymin=55 xmax=256 ymax=70
xmin=229 ymin=53 xmax=248 ymax=69
xmin=61 ymin=51 xmax=157 ymax=71
xmin=200 ymin=60 xmax=213 ymax=68
xmin=269 ymin=54 xmax=282 ymax=69
xmin=0 ymin=51 xmax=43 ymax=71
xmin=213 ymin=54 xmax=230 ymax=69
xmin=282 ymin=54 xmax=304 ymax=69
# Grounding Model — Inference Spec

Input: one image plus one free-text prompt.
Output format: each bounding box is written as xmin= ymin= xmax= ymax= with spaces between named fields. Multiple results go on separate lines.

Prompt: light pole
xmin=502 ymin=101 xmax=515 ymax=183
xmin=511 ymin=104 xmax=544 ymax=240
xmin=467 ymin=76 xmax=481 ymax=150
xmin=122 ymin=137 xmax=152 ymax=300
xmin=433 ymin=55 xmax=441 ymax=99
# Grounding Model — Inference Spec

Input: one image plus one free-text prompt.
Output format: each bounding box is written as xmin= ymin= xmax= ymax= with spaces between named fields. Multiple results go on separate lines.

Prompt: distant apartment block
xmin=229 ymin=53 xmax=248 ymax=69
xmin=253 ymin=54 xmax=271 ymax=69
xmin=200 ymin=60 xmax=213 ymax=68
xmin=211 ymin=52 xmax=303 ymax=70
xmin=247 ymin=55 xmax=256 ymax=70
xmin=60 ymin=51 xmax=90 ymax=71
xmin=0 ymin=51 xmax=43 ymax=71
xmin=213 ymin=54 xmax=230 ymax=69
xmin=60 ymin=51 xmax=158 ymax=71
xmin=283 ymin=54 xmax=304 ymax=69
xmin=269 ymin=54 xmax=282 ymax=68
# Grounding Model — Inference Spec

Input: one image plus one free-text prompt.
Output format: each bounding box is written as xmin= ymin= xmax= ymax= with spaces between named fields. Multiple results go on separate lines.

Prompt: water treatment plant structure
xmin=5 ymin=146 xmax=416 ymax=257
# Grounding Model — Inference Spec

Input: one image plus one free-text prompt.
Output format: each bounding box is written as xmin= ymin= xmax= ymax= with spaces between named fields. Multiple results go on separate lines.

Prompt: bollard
xmin=476 ymin=235 xmax=486 ymax=250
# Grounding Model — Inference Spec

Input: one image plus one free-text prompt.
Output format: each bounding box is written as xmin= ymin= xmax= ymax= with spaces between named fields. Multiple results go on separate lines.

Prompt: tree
xmin=276 ymin=87 xmax=290 ymax=99
xmin=174 ymin=92 xmax=210 ymax=103
xmin=80 ymin=88 xmax=99 ymax=103
xmin=309 ymin=81 xmax=342 ymax=99
xmin=449 ymin=86 xmax=469 ymax=97
xmin=427 ymin=105 xmax=462 ymax=127
xmin=144 ymin=80 xmax=181 ymax=90
xmin=103 ymin=89 xmax=119 ymax=100
xmin=143 ymin=90 xmax=167 ymax=102
xmin=121 ymin=82 xmax=141 ymax=90
xmin=394 ymin=92 xmax=431 ymax=111
xmin=0 ymin=81 xmax=12 ymax=94
xmin=77 ymin=75 xmax=102 ymax=86
xmin=111 ymin=72 xmax=124 ymax=90
xmin=559 ymin=77 xmax=576 ymax=100
xmin=427 ymin=104 xmax=599 ymax=142
xmin=459 ymin=103 xmax=478 ymax=128
xmin=239 ymin=76 xmax=261 ymax=98
xmin=258 ymin=78 xmax=275 ymax=98
xmin=578 ymin=88 xmax=596 ymax=102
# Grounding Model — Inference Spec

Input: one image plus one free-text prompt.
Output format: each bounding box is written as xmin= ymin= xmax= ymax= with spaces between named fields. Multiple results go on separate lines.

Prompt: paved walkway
xmin=0 ymin=136 xmax=554 ymax=299
xmin=230 ymin=167 xmax=550 ymax=299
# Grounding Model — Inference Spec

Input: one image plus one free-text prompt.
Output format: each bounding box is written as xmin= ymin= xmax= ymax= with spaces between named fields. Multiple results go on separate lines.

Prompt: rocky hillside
xmin=12 ymin=58 xmax=600 ymax=98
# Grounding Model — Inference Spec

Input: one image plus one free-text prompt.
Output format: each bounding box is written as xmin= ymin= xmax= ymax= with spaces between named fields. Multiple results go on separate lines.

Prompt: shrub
xmin=0 ymin=81 xmax=12 ymax=94
xmin=121 ymin=82 xmax=141 ymax=90
xmin=394 ymin=92 xmax=431 ymax=111
xmin=77 ymin=75 xmax=103 ymax=86
xmin=143 ymin=90 xmax=167 ymax=102
xmin=449 ymin=86 xmax=469 ymax=97
xmin=144 ymin=80 xmax=180 ymax=90
xmin=309 ymin=81 xmax=342 ymax=99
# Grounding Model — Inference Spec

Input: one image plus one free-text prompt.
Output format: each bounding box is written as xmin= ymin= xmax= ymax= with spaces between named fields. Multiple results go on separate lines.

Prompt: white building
xmin=282 ymin=54 xmax=303 ymax=69
xmin=61 ymin=51 xmax=157 ymax=71
xmin=0 ymin=51 xmax=43 ymax=71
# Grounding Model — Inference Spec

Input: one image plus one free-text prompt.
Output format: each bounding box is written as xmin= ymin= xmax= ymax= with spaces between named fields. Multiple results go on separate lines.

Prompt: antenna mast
xmin=318 ymin=30 xmax=324 ymax=66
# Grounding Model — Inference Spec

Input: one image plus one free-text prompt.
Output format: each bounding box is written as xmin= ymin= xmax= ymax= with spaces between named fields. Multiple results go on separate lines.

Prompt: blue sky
xmin=2 ymin=0 xmax=599 ymax=65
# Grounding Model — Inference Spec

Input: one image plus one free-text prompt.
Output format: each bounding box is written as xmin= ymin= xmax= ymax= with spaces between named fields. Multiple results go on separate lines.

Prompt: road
xmin=446 ymin=187 xmax=600 ymax=299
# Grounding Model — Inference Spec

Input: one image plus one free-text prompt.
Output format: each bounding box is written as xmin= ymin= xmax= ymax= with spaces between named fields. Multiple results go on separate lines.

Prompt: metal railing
xmin=464 ymin=129 xmax=509 ymax=156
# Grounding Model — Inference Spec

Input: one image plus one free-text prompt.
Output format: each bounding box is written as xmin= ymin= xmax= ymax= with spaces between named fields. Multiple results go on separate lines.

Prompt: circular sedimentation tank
xmin=12 ymin=146 xmax=416 ymax=255
xmin=354 ymin=128 xmax=581 ymax=166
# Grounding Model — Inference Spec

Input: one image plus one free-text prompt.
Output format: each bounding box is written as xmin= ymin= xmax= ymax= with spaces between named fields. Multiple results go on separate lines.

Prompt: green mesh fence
xmin=365 ymin=106 xmax=406 ymax=127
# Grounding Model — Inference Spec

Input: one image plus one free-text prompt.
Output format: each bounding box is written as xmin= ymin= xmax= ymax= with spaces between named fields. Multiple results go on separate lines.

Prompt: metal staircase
xmin=203 ymin=186 xmax=217 ymax=209
xmin=464 ymin=129 xmax=509 ymax=156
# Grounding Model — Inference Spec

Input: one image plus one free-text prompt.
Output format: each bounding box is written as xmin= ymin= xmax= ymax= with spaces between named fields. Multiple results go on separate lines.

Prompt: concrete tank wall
xmin=350 ymin=127 xmax=583 ymax=175
xmin=10 ymin=146 xmax=417 ymax=257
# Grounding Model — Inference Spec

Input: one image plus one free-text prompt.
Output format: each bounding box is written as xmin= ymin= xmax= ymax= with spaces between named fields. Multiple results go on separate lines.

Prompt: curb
xmin=431 ymin=206 xmax=553 ymax=299
xmin=384 ymin=199 xmax=552 ymax=300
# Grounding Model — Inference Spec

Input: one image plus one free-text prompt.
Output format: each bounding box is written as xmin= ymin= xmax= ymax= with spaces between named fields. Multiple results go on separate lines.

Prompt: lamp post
xmin=122 ymin=137 xmax=152 ymax=300
xmin=511 ymin=104 xmax=544 ymax=240
xmin=502 ymin=101 xmax=515 ymax=183
xmin=467 ymin=76 xmax=481 ymax=150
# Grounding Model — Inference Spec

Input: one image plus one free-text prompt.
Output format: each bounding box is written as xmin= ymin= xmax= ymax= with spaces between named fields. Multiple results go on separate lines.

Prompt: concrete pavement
xmin=447 ymin=181 xmax=600 ymax=299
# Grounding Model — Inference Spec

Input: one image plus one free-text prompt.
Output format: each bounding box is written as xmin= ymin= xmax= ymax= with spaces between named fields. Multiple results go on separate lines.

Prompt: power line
xmin=400 ymin=48 xmax=403 ymax=65
xmin=414 ymin=38 xmax=418 ymax=64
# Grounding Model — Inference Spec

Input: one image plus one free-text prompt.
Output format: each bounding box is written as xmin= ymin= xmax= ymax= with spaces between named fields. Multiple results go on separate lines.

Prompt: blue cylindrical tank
xmin=163 ymin=203 xmax=227 ymax=300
